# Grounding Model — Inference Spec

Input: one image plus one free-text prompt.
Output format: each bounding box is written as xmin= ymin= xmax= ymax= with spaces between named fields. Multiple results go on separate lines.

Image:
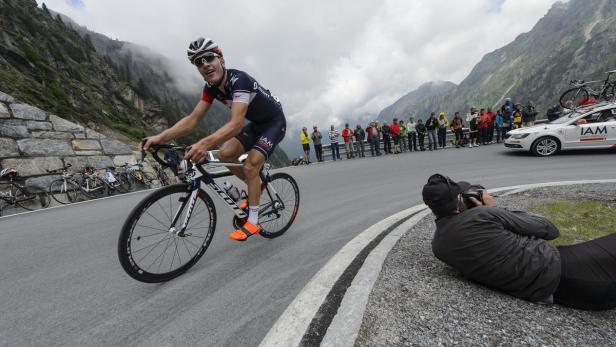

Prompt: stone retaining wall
xmin=0 ymin=90 xmax=142 ymax=192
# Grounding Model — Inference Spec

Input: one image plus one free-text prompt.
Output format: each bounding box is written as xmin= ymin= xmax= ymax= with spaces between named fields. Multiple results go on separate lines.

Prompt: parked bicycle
xmin=560 ymin=70 xmax=616 ymax=108
xmin=117 ymin=144 xmax=300 ymax=283
xmin=0 ymin=168 xmax=50 ymax=216
xmin=153 ymin=164 xmax=171 ymax=187
xmin=78 ymin=166 xmax=108 ymax=199
xmin=47 ymin=163 xmax=82 ymax=204
xmin=118 ymin=161 xmax=155 ymax=190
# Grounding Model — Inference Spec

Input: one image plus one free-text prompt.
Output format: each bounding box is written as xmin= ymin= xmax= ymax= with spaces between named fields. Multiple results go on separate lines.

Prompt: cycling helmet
xmin=187 ymin=37 xmax=223 ymax=65
xmin=0 ymin=167 xmax=17 ymax=178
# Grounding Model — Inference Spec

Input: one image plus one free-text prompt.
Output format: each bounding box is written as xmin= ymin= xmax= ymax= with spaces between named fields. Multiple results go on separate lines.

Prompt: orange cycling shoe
xmin=228 ymin=221 xmax=262 ymax=241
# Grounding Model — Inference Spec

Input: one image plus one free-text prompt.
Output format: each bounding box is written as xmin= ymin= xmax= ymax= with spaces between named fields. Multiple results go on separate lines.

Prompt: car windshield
xmin=550 ymin=110 xmax=581 ymax=124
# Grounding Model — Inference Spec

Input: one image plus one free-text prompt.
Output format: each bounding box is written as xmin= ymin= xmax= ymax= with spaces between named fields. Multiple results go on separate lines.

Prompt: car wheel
xmin=531 ymin=136 xmax=560 ymax=157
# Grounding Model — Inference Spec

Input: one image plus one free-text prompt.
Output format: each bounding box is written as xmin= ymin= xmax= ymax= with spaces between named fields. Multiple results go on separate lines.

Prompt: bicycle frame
xmin=166 ymin=159 xmax=282 ymax=236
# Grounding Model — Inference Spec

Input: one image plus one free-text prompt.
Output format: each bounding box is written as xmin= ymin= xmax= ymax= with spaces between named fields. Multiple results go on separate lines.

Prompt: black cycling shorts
xmin=236 ymin=113 xmax=286 ymax=159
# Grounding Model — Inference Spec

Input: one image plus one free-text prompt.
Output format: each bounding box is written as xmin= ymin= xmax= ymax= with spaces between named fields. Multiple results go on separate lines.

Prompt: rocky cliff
xmin=0 ymin=90 xmax=141 ymax=192
xmin=379 ymin=0 xmax=616 ymax=120
xmin=0 ymin=0 xmax=289 ymax=167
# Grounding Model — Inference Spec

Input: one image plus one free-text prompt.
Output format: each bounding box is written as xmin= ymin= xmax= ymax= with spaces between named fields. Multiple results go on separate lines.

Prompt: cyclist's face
xmin=197 ymin=56 xmax=224 ymax=85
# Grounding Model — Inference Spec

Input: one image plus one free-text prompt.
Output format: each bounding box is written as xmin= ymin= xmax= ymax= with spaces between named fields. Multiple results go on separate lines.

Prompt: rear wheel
xmin=258 ymin=173 xmax=300 ymax=238
xmin=14 ymin=185 xmax=50 ymax=210
xmin=118 ymin=184 xmax=217 ymax=283
xmin=49 ymin=179 xmax=80 ymax=204
xmin=559 ymin=88 xmax=589 ymax=108
xmin=531 ymin=136 xmax=560 ymax=157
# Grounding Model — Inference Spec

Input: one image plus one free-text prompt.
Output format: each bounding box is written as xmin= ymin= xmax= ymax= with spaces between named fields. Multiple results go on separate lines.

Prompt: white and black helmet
xmin=187 ymin=37 xmax=223 ymax=65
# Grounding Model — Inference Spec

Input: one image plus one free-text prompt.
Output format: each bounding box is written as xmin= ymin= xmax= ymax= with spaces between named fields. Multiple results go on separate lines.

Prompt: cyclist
xmin=142 ymin=38 xmax=286 ymax=241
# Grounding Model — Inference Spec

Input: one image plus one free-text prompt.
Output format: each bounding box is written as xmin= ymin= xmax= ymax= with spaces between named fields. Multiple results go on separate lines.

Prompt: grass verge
xmin=530 ymin=199 xmax=616 ymax=246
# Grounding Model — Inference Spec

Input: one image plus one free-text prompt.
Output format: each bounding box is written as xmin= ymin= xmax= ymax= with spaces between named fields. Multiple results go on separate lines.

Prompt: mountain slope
xmin=0 ymin=0 xmax=289 ymax=166
xmin=380 ymin=0 xmax=616 ymax=120
xmin=377 ymin=81 xmax=456 ymax=120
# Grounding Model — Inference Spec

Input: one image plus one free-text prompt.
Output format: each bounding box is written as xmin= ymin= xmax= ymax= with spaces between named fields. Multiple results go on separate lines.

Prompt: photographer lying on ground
xmin=421 ymin=174 xmax=616 ymax=311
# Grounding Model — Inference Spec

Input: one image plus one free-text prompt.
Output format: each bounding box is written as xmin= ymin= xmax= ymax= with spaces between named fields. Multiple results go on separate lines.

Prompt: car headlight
xmin=510 ymin=133 xmax=530 ymax=139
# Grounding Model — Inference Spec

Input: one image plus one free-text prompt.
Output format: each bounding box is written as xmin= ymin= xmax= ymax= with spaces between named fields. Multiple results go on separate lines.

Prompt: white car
xmin=504 ymin=102 xmax=616 ymax=156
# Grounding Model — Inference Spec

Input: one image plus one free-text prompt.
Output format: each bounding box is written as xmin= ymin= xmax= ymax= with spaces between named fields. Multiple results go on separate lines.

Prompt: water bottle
xmin=222 ymin=181 xmax=240 ymax=201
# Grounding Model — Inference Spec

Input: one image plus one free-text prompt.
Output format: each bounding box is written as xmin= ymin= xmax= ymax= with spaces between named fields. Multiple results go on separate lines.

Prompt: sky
xmin=40 ymin=0 xmax=563 ymax=153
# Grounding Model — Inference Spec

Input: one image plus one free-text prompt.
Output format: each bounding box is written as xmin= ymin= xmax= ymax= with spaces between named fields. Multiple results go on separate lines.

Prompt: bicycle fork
xmin=168 ymin=187 xmax=199 ymax=237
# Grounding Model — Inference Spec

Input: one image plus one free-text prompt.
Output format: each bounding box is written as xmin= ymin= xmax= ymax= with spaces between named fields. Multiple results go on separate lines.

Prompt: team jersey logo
xmin=257 ymin=136 xmax=274 ymax=151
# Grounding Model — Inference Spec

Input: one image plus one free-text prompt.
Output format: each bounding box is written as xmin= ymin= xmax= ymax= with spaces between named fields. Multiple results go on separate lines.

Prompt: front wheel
xmin=258 ymin=173 xmax=300 ymax=238
xmin=559 ymin=88 xmax=589 ymax=108
xmin=531 ymin=136 xmax=560 ymax=157
xmin=118 ymin=184 xmax=217 ymax=283
xmin=49 ymin=179 xmax=80 ymax=204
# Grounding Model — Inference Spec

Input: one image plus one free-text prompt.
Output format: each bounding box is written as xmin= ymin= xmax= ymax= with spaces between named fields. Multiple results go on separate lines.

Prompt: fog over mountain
xmin=39 ymin=0 xmax=562 ymax=158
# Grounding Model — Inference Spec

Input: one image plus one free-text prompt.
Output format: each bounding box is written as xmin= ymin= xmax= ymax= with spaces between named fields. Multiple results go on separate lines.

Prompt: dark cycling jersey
xmin=201 ymin=69 xmax=284 ymax=123
xmin=201 ymin=69 xmax=286 ymax=158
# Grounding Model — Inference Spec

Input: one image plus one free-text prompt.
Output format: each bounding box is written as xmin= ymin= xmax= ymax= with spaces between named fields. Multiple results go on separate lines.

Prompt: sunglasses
xmin=194 ymin=54 xmax=219 ymax=67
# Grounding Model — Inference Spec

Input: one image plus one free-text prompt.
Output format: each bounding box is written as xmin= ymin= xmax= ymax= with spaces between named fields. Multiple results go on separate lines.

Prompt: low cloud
xmin=41 ymin=0 xmax=562 ymax=139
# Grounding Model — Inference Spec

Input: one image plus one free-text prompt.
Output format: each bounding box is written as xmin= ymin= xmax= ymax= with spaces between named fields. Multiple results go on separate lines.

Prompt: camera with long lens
xmin=461 ymin=185 xmax=485 ymax=208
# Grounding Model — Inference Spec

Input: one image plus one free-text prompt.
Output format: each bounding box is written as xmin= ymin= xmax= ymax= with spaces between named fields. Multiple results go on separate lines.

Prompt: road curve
xmin=1 ymin=145 xmax=614 ymax=346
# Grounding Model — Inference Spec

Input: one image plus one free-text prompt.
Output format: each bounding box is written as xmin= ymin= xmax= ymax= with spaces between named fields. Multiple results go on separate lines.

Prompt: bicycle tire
xmin=118 ymin=184 xmax=217 ymax=283
xmin=559 ymin=88 xmax=589 ymax=108
xmin=116 ymin=172 xmax=133 ymax=192
xmin=49 ymin=179 xmax=80 ymax=204
xmin=14 ymin=184 xmax=50 ymax=210
xmin=609 ymin=84 xmax=616 ymax=101
xmin=159 ymin=169 xmax=170 ymax=186
xmin=258 ymin=173 xmax=300 ymax=238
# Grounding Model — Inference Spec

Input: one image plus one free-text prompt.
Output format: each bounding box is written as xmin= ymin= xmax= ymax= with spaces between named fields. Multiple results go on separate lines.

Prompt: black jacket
xmin=523 ymin=106 xmax=538 ymax=123
xmin=425 ymin=116 xmax=437 ymax=130
xmin=432 ymin=206 xmax=561 ymax=302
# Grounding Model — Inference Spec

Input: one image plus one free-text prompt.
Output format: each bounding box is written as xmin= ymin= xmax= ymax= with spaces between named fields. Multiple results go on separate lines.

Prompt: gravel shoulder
xmin=356 ymin=183 xmax=616 ymax=346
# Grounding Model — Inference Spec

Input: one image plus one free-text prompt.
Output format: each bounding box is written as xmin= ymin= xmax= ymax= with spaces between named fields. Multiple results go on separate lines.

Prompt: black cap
xmin=422 ymin=174 xmax=471 ymax=217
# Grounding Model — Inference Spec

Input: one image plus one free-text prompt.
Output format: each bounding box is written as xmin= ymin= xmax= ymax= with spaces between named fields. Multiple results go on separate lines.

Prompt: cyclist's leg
xmin=229 ymin=117 xmax=285 ymax=241
xmin=244 ymin=149 xmax=267 ymax=209
xmin=219 ymin=137 xmax=246 ymax=180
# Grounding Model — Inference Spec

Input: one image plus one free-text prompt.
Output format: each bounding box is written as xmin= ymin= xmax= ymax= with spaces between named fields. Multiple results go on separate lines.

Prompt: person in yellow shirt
xmin=438 ymin=112 xmax=449 ymax=149
xmin=300 ymin=127 xmax=311 ymax=163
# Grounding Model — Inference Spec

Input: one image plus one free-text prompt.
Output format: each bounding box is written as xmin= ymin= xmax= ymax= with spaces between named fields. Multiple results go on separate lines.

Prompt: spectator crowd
xmin=298 ymin=98 xmax=562 ymax=162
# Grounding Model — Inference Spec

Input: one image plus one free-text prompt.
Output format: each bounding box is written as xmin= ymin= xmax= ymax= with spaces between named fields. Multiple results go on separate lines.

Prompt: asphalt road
xmin=1 ymin=145 xmax=615 ymax=346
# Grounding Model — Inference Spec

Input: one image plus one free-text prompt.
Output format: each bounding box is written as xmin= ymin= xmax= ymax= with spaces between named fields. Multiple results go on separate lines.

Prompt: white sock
xmin=248 ymin=205 xmax=259 ymax=225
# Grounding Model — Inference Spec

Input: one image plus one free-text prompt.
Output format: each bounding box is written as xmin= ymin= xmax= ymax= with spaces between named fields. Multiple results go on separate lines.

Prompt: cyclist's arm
xmin=199 ymin=101 xmax=247 ymax=149
xmin=158 ymin=101 xmax=211 ymax=142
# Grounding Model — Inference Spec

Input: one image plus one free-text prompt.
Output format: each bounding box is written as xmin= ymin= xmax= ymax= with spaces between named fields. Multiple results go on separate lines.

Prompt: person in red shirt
xmin=486 ymin=107 xmax=496 ymax=144
xmin=341 ymin=123 xmax=355 ymax=159
xmin=477 ymin=108 xmax=490 ymax=145
xmin=390 ymin=118 xmax=401 ymax=153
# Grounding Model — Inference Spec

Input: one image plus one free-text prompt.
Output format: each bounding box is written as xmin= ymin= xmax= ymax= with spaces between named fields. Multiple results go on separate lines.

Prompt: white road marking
xmin=261 ymin=179 xmax=616 ymax=346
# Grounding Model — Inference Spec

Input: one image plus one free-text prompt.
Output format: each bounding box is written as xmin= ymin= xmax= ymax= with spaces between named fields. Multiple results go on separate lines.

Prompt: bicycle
xmin=100 ymin=166 xmax=129 ymax=194
xmin=119 ymin=161 xmax=155 ymax=190
xmin=559 ymin=70 xmax=616 ymax=108
xmin=78 ymin=166 xmax=108 ymax=199
xmin=47 ymin=163 xmax=82 ymax=204
xmin=117 ymin=144 xmax=300 ymax=283
xmin=153 ymin=164 xmax=171 ymax=187
xmin=0 ymin=168 xmax=50 ymax=216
